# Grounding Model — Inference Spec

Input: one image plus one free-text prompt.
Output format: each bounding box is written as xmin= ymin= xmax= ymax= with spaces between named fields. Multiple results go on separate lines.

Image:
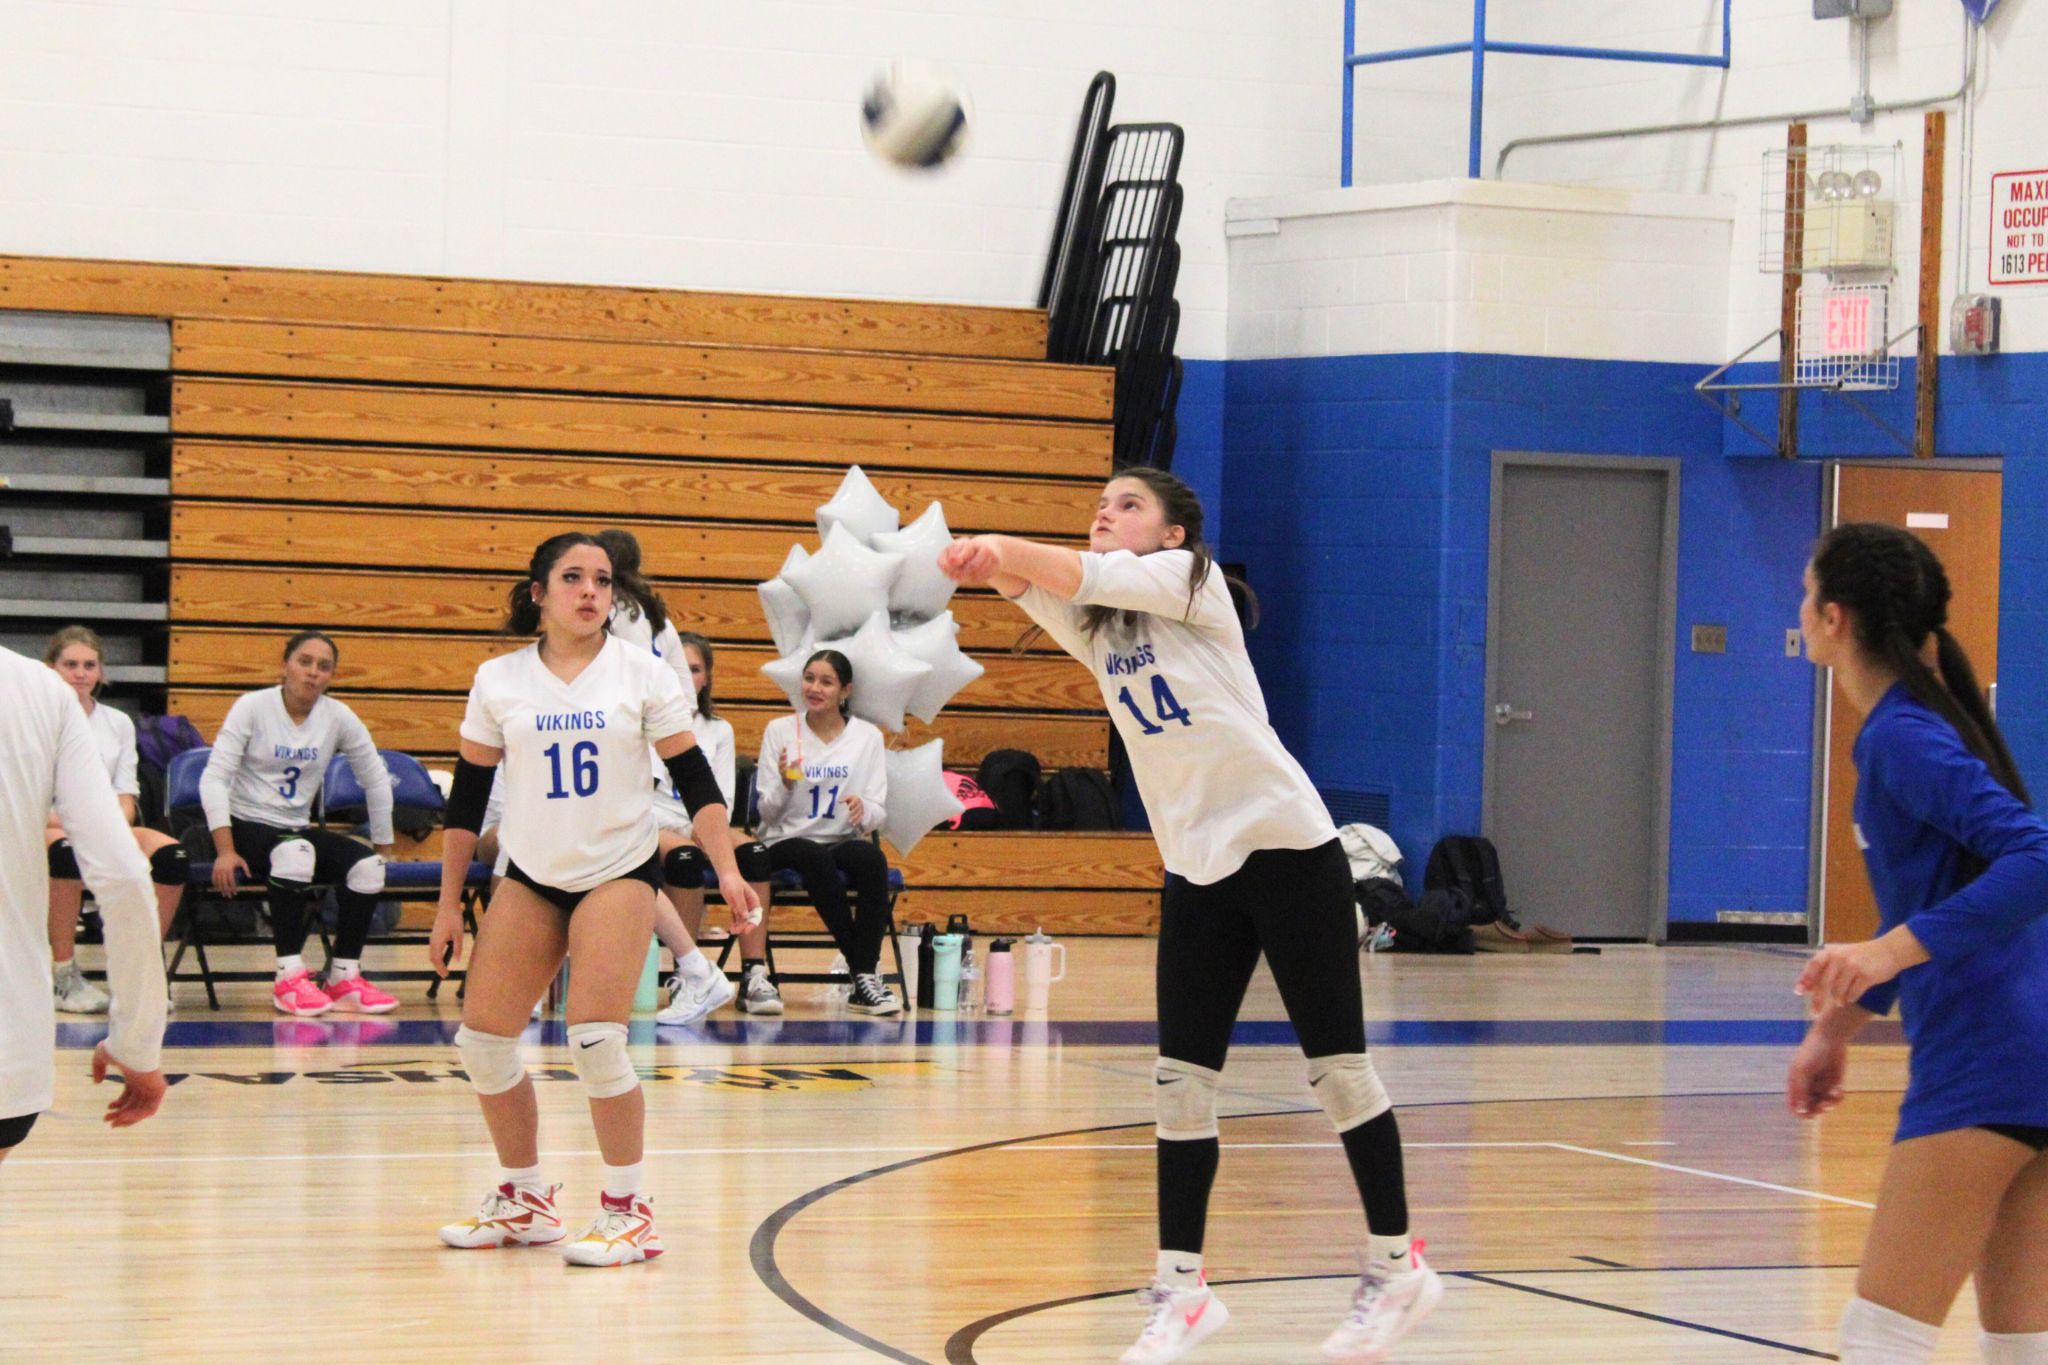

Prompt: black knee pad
xmin=149 ymin=844 xmax=191 ymax=887
xmin=735 ymin=841 xmax=772 ymax=883
xmin=662 ymin=843 xmax=709 ymax=889
xmin=47 ymin=839 xmax=79 ymax=881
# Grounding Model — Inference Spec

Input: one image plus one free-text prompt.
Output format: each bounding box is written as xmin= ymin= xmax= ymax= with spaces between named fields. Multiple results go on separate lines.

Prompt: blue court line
xmin=54 ymin=1016 xmax=1906 ymax=1050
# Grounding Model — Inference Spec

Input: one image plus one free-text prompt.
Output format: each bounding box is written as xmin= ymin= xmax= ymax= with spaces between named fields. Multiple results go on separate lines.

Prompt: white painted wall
xmin=0 ymin=0 xmax=1344 ymax=358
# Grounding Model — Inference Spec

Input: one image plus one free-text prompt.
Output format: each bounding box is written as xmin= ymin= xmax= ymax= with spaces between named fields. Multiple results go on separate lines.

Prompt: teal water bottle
xmin=931 ymin=933 xmax=963 ymax=1010
xmin=632 ymin=936 xmax=662 ymax=1012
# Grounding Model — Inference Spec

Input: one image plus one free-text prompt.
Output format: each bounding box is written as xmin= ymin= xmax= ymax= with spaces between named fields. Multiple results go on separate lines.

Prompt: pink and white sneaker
xmin=1321 ymin=1241 xmax=1444 ymax=1364
xmin=324 ymin=973 xmax=398 ymax=1014
xmin=273 ymin=968 xmax=333 ymax=1017
xmin=560 ymin=1192 xmax=663 ymax=1267
xmin=1120 ymin=1276 xmax=1229 ymax=1364
xmin=439 ymin=1182 xmax=567 ymax=1249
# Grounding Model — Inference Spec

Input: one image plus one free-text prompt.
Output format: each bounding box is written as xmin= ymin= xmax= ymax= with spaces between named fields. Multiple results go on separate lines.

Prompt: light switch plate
xmin=1786 ymin=629 xmax=1803 ymax=658
xmin=1692 ymin=625 xmax=1728 ymax=654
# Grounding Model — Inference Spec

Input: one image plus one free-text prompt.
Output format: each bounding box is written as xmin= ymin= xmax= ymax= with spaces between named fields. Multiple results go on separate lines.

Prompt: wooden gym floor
xmin=3 ymin=941 xmax=1960 ymax=1362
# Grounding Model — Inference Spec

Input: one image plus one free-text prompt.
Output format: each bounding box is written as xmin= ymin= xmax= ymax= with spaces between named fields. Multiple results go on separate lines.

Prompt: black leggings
xmin=761 ymin=837 xmax=893 ymax=975
xmin=0 ymin=1111 xmax=36 ymax=1150
xmin=229 ymin=819 xmax=381 ymax=961
xmin=1158 ymin=839 xmax=1367 ymax=1069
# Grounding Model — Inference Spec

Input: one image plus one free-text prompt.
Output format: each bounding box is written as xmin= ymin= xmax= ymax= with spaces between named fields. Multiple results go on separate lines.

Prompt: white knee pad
xmin=344 ymin=854 xmax=386 ymax=896
xmin=568 ymin=1021 xmax=638 ymax=1100
xmin=454 ymin=1025 xmax=526 ymax=1096
xmin=1838 ymin=1296 xmax=1941 ymax=1364
xmin=268 ymin=837 xmax=316 ymax=885
xmin=1982 ymin=1331 xmax=2048 ymax=1364
xmin=1307 ymin=1053 xmax=1392 ymax=1132
xmin=1153 ymin=1056 xmax=1221 ymax=1141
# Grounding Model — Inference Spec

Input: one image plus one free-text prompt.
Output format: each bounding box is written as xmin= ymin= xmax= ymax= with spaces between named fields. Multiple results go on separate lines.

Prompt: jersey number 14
xmin=1117 ymin=676 xmax=1192 ymax=736
xmin=543 ymin=741 xmax=600 ymax=799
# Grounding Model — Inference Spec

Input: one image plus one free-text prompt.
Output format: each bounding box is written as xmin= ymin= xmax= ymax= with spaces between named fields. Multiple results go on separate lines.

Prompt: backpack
xmin=976 ymin=749 xmax=1042 ymax=830
xmin=136 ymin=714 xmax=206 ymax=777
xmin=1357 ymin=876 xmax=1475 ymax=955
xmin=1423 ymin=835 xmax=1509 ymax=927
xmin=941 ymin=770 xmax=1001 ymax=831
xmin=1034 ymin=768 xmax=1119 ymax=831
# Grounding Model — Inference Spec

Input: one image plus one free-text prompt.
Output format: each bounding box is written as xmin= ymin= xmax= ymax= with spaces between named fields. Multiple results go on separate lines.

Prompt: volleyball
xmin=860 ymin=59 xmax=971 ymax=169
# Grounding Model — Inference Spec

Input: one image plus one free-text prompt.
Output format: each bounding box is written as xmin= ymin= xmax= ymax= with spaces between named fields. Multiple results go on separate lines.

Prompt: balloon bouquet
xmin=757 ymin=467 xmax=978 ymax=856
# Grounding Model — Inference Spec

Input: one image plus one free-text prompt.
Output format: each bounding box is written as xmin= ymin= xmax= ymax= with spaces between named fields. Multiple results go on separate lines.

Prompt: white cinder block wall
xmin=0 ymin=0 xmax=1347 ymax=359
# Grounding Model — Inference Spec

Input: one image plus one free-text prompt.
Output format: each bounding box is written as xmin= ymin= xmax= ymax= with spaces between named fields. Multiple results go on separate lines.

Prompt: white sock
xmin=52 ymin=955 xmax=75 ymax=972
xmin=1839 ymin=1296 xmax=1942 ymax=1364
xmin=1156 ymin=1250 xmax=1203 ymax=1291
xmin=500 ymin=1164 xmax=545 ymax=1194
xmin=1982 ymin=1331 xmax=2048 ymax=1364
xmin=1370 ymin=1232 xmax=1414 ymax=1270
xmin=328 ymin=958 xmax=360 ymax=981
xmin=602 ymin=1162 xmax=644 ymax=1201
xmin=275 ymin=954 xmax=304 ymax=978
xmin=676 ymin=948 xmax=714 ymax=983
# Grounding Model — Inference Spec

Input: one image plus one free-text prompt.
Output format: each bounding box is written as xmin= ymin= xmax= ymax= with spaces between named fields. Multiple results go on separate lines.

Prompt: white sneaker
xmin=53 ymin=961 xmax=110 ymax=1014
xmin=738 ymin=963 xmax=783 ymax=1016
xmin=1321 ymin=1244 xmax=1443 ymax=1364
xmin=656 ymin=967 xmax=738 ymax=1025
xmin=1120 ymin=1279 xmax=1228 ymax=1364
xmin=560 ymin=1192 xmax=663 ymax=1267
xmin=439 ymin=1181 xmax=567 ymax=1249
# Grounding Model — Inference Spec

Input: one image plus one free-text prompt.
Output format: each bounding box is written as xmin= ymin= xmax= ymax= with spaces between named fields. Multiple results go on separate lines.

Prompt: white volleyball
xmin=861 ymin=59 xmax=971 ymax=169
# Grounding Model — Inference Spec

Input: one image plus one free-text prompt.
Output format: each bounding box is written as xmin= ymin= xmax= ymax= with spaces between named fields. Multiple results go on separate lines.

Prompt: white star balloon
xmin=880 ymin=740 xmax=965 ymax=857
xmin=821 ymin=611 xmax=932 ymax=734
xmin=759 ymin=631 xmax=815 ymax=711
xmin=757 ymin=544 xmax=811 ymax=657
xmin=781 ymin=523 xmax=905 ymax=641
xmin=892 ymin=611 xmax=985 ymax=724
xmin=870 ymin=501 xmax=958 ymax=620
xmin=815 ymin=465 xmax=901 ymax=545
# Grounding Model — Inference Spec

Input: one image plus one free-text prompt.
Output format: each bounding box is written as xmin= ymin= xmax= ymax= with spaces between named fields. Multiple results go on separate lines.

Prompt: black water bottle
xmin=915 ymin=922 xmax=937 ymax=1011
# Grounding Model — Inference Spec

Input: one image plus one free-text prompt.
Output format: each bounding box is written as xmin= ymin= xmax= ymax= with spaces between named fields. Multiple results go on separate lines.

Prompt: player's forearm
xmin=986 ymin=536 xmax=1084 ymax=601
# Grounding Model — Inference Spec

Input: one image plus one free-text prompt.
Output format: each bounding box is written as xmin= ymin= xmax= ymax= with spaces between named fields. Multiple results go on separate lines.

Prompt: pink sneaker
xmin=324 ymin=973 xmax=398 ymax=1014
xmin=273 ymin=968 xmax=333 ymax=1017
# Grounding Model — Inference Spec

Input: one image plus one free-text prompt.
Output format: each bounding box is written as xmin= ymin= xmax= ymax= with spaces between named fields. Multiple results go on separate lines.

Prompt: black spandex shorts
xmin=504 ymin=851 xmax=662 ymax=914
xmin=1983 ymin=1123 xmax=2048 ymax=1153
xmin=0 ymin=1111 xmax=38 ymax=1150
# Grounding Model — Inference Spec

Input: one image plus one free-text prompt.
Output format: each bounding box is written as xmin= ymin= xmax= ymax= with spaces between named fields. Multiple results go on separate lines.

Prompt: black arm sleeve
xmin=664 ymin=745 xmax=726 ymax=819
xmin=445 ymin=758 xmax=494 ymax=835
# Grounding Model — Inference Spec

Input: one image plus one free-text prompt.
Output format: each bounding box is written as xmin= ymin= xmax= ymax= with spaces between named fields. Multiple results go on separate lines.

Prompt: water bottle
xmin=931 ymin=933 xmax=963 ymax=1010
xmin=985 ymin=939 xmax=1015 ymax=1015
xmin=1021 ymin=928 xmax=1066 ymax=1012
xmin=632 ymin=937 xmax=662 ymax=1012
xmin=946 ymin=913 xmax=974 ymax=998
xmin=915 ymin=923 xmax=937 ymax=1011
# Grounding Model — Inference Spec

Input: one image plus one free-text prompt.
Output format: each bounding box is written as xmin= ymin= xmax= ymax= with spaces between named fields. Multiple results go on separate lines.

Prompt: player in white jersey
xmin=199 ymin=631 xmax=399 ymax=1017
xmin=942 ymin=467 xmax=1438 ymax=1365
xmin=651 ymin=632 xmax=756 ymax=1026
xmin=743 ymin=649 xmax=899 ymax=1016
xmin=429 ymin=532 xmax=761 ymax=1267
xmin=0 ymin=646 xmax=167 ymax=1159
xmin=40 ymin=626 xmax=189 ymax=1014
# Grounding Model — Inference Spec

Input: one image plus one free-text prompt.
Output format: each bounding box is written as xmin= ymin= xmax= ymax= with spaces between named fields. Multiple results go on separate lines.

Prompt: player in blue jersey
xmin=1790 ymin=522 xmax=2048 ymax=1365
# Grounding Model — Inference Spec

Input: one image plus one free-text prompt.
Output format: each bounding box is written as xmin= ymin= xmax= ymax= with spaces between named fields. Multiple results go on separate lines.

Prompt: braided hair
xmin=1811 ymin=522 xmax=2028 ymax=805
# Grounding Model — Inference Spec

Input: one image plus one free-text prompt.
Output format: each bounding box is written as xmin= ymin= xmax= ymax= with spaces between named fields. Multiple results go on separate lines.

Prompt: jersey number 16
xmin=543 ymin=741 xmax=600 ymax=799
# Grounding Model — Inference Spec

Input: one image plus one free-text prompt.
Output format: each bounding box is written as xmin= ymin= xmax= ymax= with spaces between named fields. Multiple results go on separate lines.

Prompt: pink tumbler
xmin=985 ymin=939 xmax=1015 ymax=1015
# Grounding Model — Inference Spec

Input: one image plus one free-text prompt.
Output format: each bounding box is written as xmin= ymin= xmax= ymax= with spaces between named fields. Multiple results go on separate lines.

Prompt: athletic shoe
xmin=52 ymin=961 xmax=111 ymax=1014
xmin=846 ymin=972 xmax=902 ymax=1016
xmin=560 ymin=1192 xmax=663 ymax=1267
xmin=324 ymin=973 xmax=399 ymax=1014
xmin=272 ymin=968 xmax=333 ymax=1017
xmin=656 ymin=968 xmax=737 ymax=1025
xmin=1321 ymin=1243 xmax=1444 ymax=1364
xmin=439 ymin=1181 xmax=566 ymax=1249
xmin=738 ymin=963 xmax=783 ymax=1016
xmin=1120 ymin=1278 xmax=1228 ymax=1364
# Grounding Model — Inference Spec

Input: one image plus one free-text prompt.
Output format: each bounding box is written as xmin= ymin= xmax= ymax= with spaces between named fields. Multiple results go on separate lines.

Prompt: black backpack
xmin=1034 ymin=768 xmax=1119 ymax=831
xmin=977 ymin=749 xmax=1042 ymax=830
xmin=1423 ymin=835 xmax=1509 ymax=927
xmin=1357 ymin=876 xmax=1475 ymax=954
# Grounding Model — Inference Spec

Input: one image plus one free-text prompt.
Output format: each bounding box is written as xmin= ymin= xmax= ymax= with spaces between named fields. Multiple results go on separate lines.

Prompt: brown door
xmin=1821 ymin=465 xmax=2002 ymax=943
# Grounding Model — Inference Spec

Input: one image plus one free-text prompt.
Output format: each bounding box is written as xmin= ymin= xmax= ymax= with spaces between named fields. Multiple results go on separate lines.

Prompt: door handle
xmin=1493 ymin=702 xmax=1534 ymax=726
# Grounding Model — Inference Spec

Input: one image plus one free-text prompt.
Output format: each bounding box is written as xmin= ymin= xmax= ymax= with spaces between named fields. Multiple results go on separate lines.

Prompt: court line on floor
xmin=1550 ymin=1143 xmax=1877 ymax=1210
xmin=1456 ymin=1272 xmax=1837 ymax=1359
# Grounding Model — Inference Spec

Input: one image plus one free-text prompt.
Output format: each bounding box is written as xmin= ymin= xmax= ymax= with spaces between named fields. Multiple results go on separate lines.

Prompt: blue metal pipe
xmin=1469 ymin=0 xmax=1487 ymax=179
xmin=1342 ymin=0 xmax=1357 ymax=186
xmin=1483 ymin=40 xmax=1729 ymax=68
xmin=1346 ymin=41 xmax=1473 ymax=67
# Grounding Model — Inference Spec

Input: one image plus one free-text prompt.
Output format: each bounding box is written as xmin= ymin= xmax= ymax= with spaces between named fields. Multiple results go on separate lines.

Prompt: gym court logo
xmin=156 ymin=1060 xmax=932 ymax=1092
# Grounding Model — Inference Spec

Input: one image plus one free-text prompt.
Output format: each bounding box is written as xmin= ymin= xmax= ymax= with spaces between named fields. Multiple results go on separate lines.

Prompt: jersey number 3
xmin=1116 ymin=676 xmax=1193 ymax=736
xmin=543 ymin=740 xmax=600 ymax=799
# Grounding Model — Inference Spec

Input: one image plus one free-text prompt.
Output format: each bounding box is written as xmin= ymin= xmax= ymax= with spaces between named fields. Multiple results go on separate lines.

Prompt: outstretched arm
xmin=939 ymin=535 xmax=1081 ymax=602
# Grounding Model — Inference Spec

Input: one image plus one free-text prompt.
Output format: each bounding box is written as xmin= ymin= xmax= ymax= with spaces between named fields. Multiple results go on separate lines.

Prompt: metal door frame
xmin=1484 ymin=451 xmax=1680 ymax=941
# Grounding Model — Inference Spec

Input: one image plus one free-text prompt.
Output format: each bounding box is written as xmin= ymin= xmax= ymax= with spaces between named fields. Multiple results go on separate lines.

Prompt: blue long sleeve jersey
xmin=1851 ymin=684 xmax=2048 ymax=1141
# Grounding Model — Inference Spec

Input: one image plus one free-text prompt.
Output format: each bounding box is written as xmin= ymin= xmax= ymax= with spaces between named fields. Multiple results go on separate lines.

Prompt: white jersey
xmin=198 ymin=688 xmax=395 ymax=844
xmin=1 ymin=649 xmax=164 ymax=1117
xmin=84 ymin=700 xmax=140 ymax=799
xmin=1014 ymin=548 xmax=1334 ymax=884
xmin=460 ymin=635 xmax=693 ymax=893
xmin=651 ymin=713 xmax=734 ymax=834
xmin=609 ymin=603 xmax=695 ymax=705
xmin=753 ymin=713 xmax=888 ymax=845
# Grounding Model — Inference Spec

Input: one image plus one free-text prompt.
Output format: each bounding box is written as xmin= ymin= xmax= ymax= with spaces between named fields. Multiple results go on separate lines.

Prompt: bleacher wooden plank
xmin=0 ymin=254 xmax=1047 ymax=358
xmin=169 ymin=565 xmax=1061 ymax=654
xmin=170 ymin=379 xmax=1110 ymax=478
xmin=170 ymin=627 xmax=1103 ymax=712
xmin=169 ymin=690 xmax=1110 ymax=768
xmin=171 ymin=440 xmax=1100 ymax=537
xmin=173 ymin=320 xmax=1111 ymax=421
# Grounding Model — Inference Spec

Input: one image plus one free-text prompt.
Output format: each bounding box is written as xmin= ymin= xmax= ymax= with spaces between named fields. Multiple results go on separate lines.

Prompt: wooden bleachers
xmin=4 ymin=252 xmax=1151 ymax=936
